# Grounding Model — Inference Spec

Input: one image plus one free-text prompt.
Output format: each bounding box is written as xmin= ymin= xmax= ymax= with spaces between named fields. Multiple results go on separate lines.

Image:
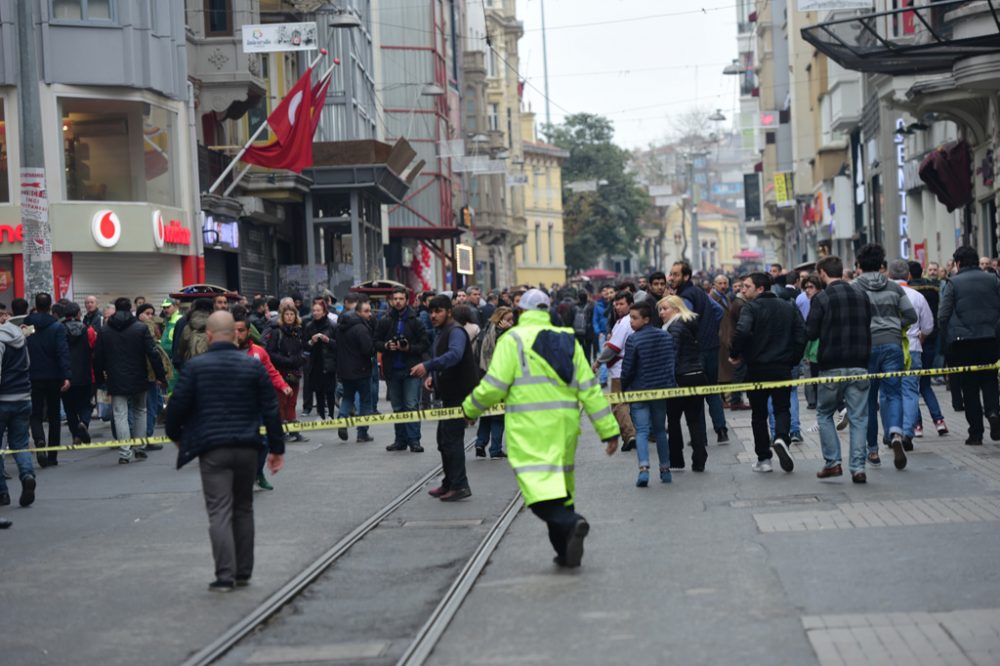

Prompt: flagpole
xmin=206 ymin=48 xmax=328 ymax=195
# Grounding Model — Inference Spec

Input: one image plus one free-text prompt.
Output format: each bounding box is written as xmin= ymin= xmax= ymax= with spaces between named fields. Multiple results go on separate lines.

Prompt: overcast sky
xmin=514 ymin=0 xmax=739 ymax=150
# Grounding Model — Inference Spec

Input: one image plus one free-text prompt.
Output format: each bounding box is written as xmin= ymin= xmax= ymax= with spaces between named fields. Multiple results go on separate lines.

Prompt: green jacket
xmin=161 ymin=311 xmax=182 ymax=356
xmin=463 ymin=309 xmax=619 ymax=506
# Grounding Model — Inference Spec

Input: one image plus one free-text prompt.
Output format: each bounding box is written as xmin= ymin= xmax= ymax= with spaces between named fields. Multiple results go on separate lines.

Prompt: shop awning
xmin=801 ymin=1 xmax=1000 ymax=76
xmin=388 ymin=226 xmax=464 ymax=240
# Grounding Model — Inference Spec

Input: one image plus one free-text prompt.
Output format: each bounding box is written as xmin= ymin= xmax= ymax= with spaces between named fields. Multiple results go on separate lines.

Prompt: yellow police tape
xmin=7 ymin=361 xmax=999 ymax=456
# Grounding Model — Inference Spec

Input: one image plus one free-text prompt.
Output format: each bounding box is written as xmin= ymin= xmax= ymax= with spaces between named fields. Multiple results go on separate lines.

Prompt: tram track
xmin=180 ymin=439 xmax=523 ymax=666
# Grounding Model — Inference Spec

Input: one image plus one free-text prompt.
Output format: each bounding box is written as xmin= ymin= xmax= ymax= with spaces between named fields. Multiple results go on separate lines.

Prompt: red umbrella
xmin=580 ymin=268 xmax=618 ymax=279
xmin=733 ymin=249 xmax=764 ymax=260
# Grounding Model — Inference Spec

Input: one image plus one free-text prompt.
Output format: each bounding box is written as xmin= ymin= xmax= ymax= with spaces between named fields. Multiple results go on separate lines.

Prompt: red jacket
xmin=246 ymin=341 xmax=289 ymax=394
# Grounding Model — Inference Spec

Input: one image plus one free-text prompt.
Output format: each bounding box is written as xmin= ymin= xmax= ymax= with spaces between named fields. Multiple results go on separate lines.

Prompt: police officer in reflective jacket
xmin=463 ymin=289 xmax=620 ymax=568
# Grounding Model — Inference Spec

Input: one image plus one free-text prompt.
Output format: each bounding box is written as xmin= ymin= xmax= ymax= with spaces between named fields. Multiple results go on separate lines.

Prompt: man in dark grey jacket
xmin=938 ymin=245 xmax=1000 ymax=445
xmin=166 ymin=311 xmax=284 ymax=592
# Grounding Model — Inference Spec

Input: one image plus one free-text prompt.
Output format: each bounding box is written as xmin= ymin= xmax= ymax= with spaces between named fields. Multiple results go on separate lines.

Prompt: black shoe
xmin=890 ymin=435 xmax=907 ymax=470
xmin=902 ymin=436 xmax=913 ymax=452
xmin=77 ymin=424 xmax=91 ymax=444
xmin=988 ymin=414 xmax=1000 ymax=442
xmin=790 ymin=431 xmax=804 ymax=444
xmin=0 ymin=517 xmax=11 ymax=529
xmin=19 ymin=475 xmax=35 ymax=507
xmin=807 ymin=403 xmax=817 ymax=410
xmin=36 ymin=451 xmax=49 ymax=468
xmin=386 ymin=442 xmax=408 ymax=451
xmin=475 ymin=446 xmax=486 ymax=458
xmin=289 ymin=432 xmax=308 ymax=443
xmin=208 ymin=580 xmax=235 ymax=593
xmin=338 ymin=427 xmax=349 ymax=441
xmin=144 ymin=443 xmax=163 ymax=451
xmin=965 ymin=436 xmax=984 ymax=446
xmin=563 ymin=518 xmax=590 ymax=568
xmin=852 ymin=472 xmax=867 ymax=484
xmin=717 ymin=428 xmax=729 ymax=444
xmin=302 ymin=408 xmax=312 ymax=416
xmin=357 ymin=434 xmax=374 ymax=443
xmin=490 ymin=451 xmax=508 ymax=460
xmin=133 ymin=448 xmax=148 ymax=460
xmin=772 ymin=439 xmax=794 ymax=472
xmin=235 ymin=577 xmax=251 ymax=587
xmin=438 ymin=487 xmax=471 ymax=502
xmin=621 ymin=438 xmax=636 ymax=452
xmin=0 ymin=491 xmax=9 ymax=506
xmin=409 ymin=444 xmax=425 ymax=453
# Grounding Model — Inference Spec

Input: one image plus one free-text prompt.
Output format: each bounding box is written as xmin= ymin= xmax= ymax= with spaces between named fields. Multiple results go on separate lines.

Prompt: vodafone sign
xmin=152 ymin=209 xmax=191 ymax=247
xmin=92 ymin=210 xmax=121 ymax=248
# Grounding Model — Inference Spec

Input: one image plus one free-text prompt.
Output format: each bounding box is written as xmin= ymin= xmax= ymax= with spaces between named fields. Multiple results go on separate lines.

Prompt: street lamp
xmin=708 ymin=108 xmax=726 ymax=122
xmin=329 ymin=9 xmax=362 ymax=28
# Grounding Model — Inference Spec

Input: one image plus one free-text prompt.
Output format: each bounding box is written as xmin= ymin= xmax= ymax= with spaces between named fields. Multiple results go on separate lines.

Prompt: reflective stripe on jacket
xmin=462 ymin=309 xmax=619 ymax=506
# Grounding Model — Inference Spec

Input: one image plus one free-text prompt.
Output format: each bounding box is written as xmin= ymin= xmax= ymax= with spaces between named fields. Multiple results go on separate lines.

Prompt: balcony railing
xmin=801 ymin=0 xmax=1000 ymax=75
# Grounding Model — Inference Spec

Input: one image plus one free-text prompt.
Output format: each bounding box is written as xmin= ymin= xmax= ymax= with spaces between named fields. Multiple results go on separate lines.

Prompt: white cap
xmin=518 ymin=288 xmax=551 ymax=311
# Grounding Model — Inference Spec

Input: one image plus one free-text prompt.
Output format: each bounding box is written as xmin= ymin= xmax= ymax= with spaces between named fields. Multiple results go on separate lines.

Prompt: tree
xmin=546 ymin=114 xmax=649 ymax=272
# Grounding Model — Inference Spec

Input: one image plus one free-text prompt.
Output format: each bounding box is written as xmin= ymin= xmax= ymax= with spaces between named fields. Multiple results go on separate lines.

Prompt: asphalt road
xmin=2 ymin=385 xmax=999 ymax=665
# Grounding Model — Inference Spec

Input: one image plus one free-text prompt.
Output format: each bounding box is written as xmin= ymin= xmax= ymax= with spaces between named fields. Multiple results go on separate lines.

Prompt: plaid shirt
xmin=805 ymin=280 xmax=872 ymax=370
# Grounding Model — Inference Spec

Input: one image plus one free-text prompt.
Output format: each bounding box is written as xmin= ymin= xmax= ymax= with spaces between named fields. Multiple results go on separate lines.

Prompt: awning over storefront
xmin=388 ymin=225 xmax=464 ymax=240
xmin=801 ymin=0 xmax=1000 ymax=75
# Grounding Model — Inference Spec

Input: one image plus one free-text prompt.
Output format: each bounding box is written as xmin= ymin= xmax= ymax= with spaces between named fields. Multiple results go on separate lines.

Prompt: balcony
xmin=801 ymin=0 xmax=1000 ymax=75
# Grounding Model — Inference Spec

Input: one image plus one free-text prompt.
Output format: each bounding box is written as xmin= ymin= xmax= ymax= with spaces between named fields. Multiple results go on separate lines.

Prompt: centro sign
xmin=894 ymin=118 xmax=911 ymax=259
xmin=152 ymin=210 xmax=192 ymax=247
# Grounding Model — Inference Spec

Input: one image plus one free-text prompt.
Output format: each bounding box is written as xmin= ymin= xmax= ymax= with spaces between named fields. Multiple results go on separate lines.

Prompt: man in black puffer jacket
xmin=731 ymin=272 xmax=806 ymax=474
xmin=94 ymin=298 xmax=166 ymax=464
xmin=336 ymin=300 xmax=375 ymax=443
xmin=166 ymin=311 xmax=284 ymax=592
xmin=24 ymin=292 xmax=71 ymax=467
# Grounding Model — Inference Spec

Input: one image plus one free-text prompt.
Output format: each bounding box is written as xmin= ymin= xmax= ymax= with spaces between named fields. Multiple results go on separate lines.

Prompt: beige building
xmin=654 ymin=201 xmax=744 ymax=274
xmin=517 ymin=112 xmax=568 ymax=286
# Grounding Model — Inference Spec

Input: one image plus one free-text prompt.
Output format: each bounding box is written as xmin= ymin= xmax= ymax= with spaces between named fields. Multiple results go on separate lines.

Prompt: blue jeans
xmin=817 ymin=368 xmax=869 ymax=473
xmin=868 ymin=343 xmax=904 ymax=452
xmin=387 ymin=368 xmax=421 ymax=445
xmin=340 ymin=377 xmax=373 ymax=438
xmin=915 ymin=348 xmax=944 ymax=425
xmin=0 ymin=400 xmax=33 ymax=493
xmin=371 ymin=361 xmax=381 ymax=413
xmin=475 ymin=414 xmax=505 ymax=455
xmin=629 ymin=399 xmax=669 ymax=469
xmin=700 ymin=349 xmax=727 ymax=431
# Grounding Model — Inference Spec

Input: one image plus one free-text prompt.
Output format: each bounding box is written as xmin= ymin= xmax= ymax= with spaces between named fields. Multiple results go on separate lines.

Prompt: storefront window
xmin=0 ymin=99 xmax=8 ymax=203
xmin=61 ymin=98 xmax=177 ymax=206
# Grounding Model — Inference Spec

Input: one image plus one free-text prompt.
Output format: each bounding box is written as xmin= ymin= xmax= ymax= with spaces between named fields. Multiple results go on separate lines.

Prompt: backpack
xmin=471 ymin=327 xmax=487 ymax=376
xmin=181 ymin=313 xmax=210 ymax=361
xmin=572 ymin=309 xmax=588 ymax=336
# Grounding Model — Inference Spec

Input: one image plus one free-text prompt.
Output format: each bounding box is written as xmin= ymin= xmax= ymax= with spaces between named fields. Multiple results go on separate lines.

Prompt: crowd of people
xmin=2 ymin=242 xmax=999 ymax=575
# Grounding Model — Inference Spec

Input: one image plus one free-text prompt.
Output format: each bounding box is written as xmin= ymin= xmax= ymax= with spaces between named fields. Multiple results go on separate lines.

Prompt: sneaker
xmin=988 ymin=414 xmax=1000 ymax=442
xmin=902 ymin=436 xmax=913 ymax=452
xmin=208 ymin=580 xmax=235 ymax=593
xmin=288 ymin=432 xmax=308 ymax=443
xmin=357 ymin=434 xmax=374 ymax=443
xmin=935 ymin=418 xmax=949 ymax=436
xmin=717 ymin=428 xmax=730 ymax=444
xmin=636 ymin=468 xmax=649 ymax=488
xmin=659 ymin=468 xmax=672 ymax=484
xmin=256 ymin=473 xmax=274 ymax=491
xmin=439 ymin=487 xmax=471 ymax=502
xmin=965 ymin=436 xmax=984 ymax=446
xmin=118 ymin=456 xmax=131 ymax=465
xmin=490 ymin=451 xmax=508 ymax=459
xmin=835 ymin=408 xmax=848 ymax=431
xmin=409 ymin=444 xmax=425 ymax=453
xmin=852 ymin=472 xmax=867 ymax=484
xmin=133 ymin=448 xmax=148 ymax=460
xmin=816 ymin=464 xmax=843 ymax=479
xmin=890 ymin=435 xmax=907 ymax=470
xmin=752 ymin=460 xmax=773 ymax=473
xmin=867 ymin=452 xmax=882 ymax=467
xmin=913 ymin=424 xmax=923 ymax=438
xmin=790 ymin=431 xmax=804 ymax=444
xmin=475 ymin=446 xmax=486 ymax=458
xmin=302 ymin=408 xmax=312 ymax=417
xmin=563 ymin=518 xmax=589 ymax=568
xmin=19 ymin=475 xmax=36 ymax=507
xmin=338 ymin=427 xmax=349 ymax=441
xmin=772 ymin=439 xmax=794 ymax=472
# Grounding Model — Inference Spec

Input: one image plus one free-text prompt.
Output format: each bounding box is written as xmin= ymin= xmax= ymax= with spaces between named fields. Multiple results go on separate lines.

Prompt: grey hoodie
xmin=852 ymin=272 xmax=918 ymax=346
xmin=0 ymin=322 xmax=31 ymax=402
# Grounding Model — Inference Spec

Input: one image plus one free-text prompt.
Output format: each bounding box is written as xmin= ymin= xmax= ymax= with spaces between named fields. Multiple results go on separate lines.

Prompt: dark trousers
xmin=948 ymin=340 xmax=1000 ymax=437
xmin=530 ymin=498 xmax=582 ymax=561
xmin=30 ymin=379 xmax=63 ymax=461
xmin=309 ymin=371 xmax=337 ymax=418
xmin=199 ymin=447 xmax=257 ymax=583
xmin=301 ymin=373 xmax=313 ymax=412
xmin=701 ymin=349 xmax=727 ymax=431
xmin=666 ymin=372 xmax=708 ymax=468
xmin=437 ymin=416 xmax=469 ymax=491
xmin=747 ymin=367 xmax=792 ymax=461
xmin=61 ymin=383 xmax=92 ymax=441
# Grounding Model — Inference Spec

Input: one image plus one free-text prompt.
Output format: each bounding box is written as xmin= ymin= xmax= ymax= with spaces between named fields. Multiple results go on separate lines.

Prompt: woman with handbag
xmin=266 ymin=304 xmax=308 ymax=442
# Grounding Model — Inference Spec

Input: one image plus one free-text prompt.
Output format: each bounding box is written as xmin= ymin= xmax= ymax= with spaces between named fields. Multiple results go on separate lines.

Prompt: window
xmin=487 ymin=49 xmax=498 ymax=78
xmin=61 ymin=98 xmax=178 ymax=206
xmin=51 ymin=0 xmax=113 ymax=22
xmin=488 ymin=104 xmax=499 ymax=132
xmin=204 ymin=0 xmax=232 ymax=36
xmin=0 ymin=99 xmax=8 ymax=203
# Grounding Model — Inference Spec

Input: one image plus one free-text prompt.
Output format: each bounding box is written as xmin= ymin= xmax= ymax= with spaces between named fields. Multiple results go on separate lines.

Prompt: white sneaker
xmin=752 ymin=460 xmax=773 ymax=473
xmin=835 ymin=408 xmax=848 ymax=431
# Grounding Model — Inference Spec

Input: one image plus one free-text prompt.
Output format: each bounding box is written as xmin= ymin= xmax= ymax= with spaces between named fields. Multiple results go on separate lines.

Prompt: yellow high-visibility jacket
xmin=462 ymin=309 xmax=620 ymax=506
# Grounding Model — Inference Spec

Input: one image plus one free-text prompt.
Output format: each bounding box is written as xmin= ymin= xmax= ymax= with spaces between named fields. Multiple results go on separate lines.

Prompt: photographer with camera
xmin=375 ymin=288 xmax=431 ymax=452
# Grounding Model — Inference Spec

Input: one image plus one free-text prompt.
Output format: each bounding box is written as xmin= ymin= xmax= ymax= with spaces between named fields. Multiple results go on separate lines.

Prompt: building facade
xmin=517 ymin=112 xmax=567 ymax=287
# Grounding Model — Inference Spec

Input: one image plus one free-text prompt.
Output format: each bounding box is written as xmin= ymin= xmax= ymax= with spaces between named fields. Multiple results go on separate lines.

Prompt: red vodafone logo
xmin=92 ymin=209 xmax=121 ymax=248
xmin=152 ymin=210 xmax=165 ymax=248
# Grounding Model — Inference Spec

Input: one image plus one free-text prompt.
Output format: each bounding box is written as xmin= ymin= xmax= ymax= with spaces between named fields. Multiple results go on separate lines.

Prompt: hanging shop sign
xmin=894 ymin=118 xmax=911 ymax=259
xmin=242 ymin=22 xmax=318 ymax=53
xmin=774 ymin=172 xmax=795 ymax=208
xmin=92 ymin=209 xmax=122 ymax=248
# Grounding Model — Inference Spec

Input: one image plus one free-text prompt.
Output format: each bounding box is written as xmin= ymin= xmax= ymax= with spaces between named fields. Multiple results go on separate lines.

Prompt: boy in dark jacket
xmin=24 ymin=292 xmax=71 ymax=467
xmin=731 ymin=272 xmax=806 ymax=474
xmin=61 ymin=302 xmax=96 ymax=446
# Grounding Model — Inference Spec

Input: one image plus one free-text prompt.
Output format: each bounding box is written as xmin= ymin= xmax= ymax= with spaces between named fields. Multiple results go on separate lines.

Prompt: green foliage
xmin=546 ymin=114 xmax=648 ymax=271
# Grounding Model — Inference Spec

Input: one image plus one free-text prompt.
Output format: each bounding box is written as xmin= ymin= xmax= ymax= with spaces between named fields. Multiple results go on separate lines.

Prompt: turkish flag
xmin=243 ymin=68 xmax=316 ymax=173
xmin=310 ymin=68 xmax=333 ymax=135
